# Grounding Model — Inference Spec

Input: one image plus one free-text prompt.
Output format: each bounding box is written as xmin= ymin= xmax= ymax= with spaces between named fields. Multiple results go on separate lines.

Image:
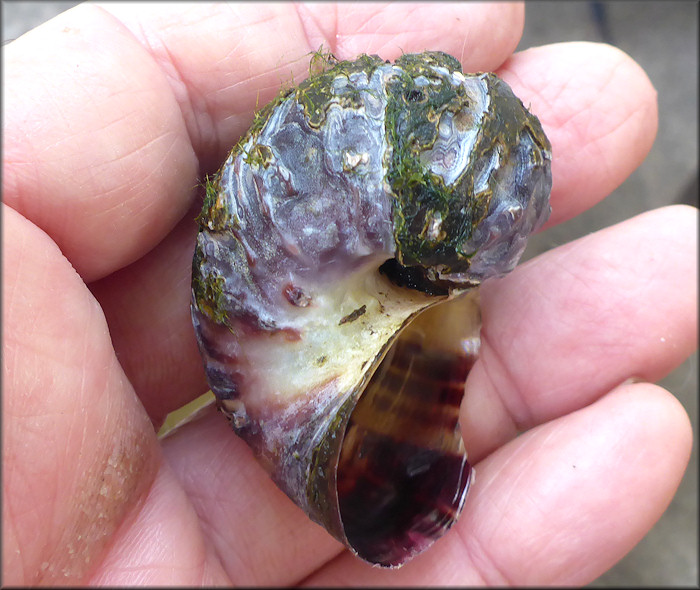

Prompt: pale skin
xmin=3 ymin=2 xmax=697 ymax=586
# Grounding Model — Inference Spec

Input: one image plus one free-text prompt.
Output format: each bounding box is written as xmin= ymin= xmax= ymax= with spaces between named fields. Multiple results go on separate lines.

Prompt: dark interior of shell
xmin=191 ymin=49 xmax=552 ymax=567
xmin=336 ymin=324 xmax=474 ymax=566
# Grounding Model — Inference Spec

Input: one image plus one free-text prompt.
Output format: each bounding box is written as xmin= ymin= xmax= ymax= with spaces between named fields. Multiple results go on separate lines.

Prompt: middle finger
xmin=461 ymin=204 xmax=697 ymax=462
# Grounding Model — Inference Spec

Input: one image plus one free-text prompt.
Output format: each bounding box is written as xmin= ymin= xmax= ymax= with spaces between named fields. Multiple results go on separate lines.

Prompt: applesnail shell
xmin=191 ymin=51 xmax=552 ymax=567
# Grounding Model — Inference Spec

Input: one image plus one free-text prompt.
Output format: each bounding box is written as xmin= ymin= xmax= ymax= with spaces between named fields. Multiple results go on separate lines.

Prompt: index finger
xmin=3 ymin=1 xmax=524 ymax=282
xmin=496 ymin=42 xmax=658 ymax=227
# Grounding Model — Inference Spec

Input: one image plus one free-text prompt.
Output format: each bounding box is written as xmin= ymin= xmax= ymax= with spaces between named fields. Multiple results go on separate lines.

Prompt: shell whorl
xmin=191 ymin=50 xmax=551 ymax=567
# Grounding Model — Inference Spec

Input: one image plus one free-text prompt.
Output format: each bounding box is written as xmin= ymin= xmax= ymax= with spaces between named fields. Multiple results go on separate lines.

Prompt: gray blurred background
xmin=3 ymin=1 xmax=697 ymax=586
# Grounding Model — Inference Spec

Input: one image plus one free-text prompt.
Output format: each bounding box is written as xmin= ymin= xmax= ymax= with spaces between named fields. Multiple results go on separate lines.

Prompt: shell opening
xmin=378 ymin=258 xmax=451 ymax=296
xmin=191 ymin=49 xmax=551 ymax=568
xmin=335 ymin=310 xmax=474 ymax=567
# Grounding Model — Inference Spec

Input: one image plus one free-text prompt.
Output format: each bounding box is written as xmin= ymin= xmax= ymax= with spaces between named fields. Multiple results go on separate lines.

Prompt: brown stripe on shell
xmin=345 ymin=336 xmax=471 ymax=448
xmin=335 ymin=299 xmax=476 ymax=567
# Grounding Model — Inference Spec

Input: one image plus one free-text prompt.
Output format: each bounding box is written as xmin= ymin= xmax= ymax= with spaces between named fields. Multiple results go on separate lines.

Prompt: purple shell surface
xmin=191 ymin=50 xmax=551 ymax=567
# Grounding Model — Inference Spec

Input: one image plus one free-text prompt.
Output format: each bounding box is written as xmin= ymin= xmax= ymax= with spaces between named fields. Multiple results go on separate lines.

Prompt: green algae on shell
xmin=191 ymin=50 xmax=552 ymax=567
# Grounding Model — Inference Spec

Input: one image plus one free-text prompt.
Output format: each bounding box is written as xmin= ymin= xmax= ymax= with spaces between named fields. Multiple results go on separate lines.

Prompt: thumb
xmin=2 ymin=205 xmax=160 ymax=584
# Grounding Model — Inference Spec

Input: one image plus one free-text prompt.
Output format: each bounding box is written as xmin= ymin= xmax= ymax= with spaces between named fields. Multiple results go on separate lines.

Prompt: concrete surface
xmin=3 ymin=1 xmax=697 ymax=587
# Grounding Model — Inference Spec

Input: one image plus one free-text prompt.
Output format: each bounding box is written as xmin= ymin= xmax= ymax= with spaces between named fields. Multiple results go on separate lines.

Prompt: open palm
xmin=3 ymin=2 xmax=696 ymax=586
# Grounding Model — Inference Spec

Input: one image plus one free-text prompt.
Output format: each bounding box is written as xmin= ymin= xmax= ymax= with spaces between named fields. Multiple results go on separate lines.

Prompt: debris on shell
xmin=191 ymin=50 xmax=552 ymax=567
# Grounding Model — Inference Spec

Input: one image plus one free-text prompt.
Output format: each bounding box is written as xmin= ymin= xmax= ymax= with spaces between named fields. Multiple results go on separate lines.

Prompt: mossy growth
xmin=196 ymin=173 xmax=233 ymax=231
xmin=308 ymin=44 xmax=339 ymax=76
xmin=225 ymin=45 xmax=345 ymax=165
xmin=384 ymin=51 xmax=482 ymax=274
xmin=227 ymin=85 xmax=295 ymax=165
xmin=243 ymin=143 xmax=274 ymax=169
xmin=191 ymin=243 xmax=230 ymax=326
xmin=294 ymin=52 xmax=385 ymax=128
xmin=222 ymin=48 xmax=385 ymax=169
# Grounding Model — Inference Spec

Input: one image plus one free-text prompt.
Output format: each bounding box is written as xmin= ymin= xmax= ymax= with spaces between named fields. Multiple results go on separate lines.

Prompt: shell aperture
xmin=191 ymin=50 xmax=552 ymax=567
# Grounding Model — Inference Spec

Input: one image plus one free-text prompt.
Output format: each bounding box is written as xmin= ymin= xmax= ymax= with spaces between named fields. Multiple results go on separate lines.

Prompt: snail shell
xmin=191 ymin=51 xmax=551 ymax=567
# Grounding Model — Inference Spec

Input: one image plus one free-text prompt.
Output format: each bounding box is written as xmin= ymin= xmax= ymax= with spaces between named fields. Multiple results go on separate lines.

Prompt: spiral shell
xmin=191 ymin=50 xmax=551 ymax=567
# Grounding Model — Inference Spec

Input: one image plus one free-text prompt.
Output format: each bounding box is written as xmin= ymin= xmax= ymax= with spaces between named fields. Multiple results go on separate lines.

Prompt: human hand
xmin=3 ymin=2 xmax=696 ymax=585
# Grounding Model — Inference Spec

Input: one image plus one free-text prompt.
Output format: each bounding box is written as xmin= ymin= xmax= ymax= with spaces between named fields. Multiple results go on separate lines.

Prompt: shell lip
xmin=325 ymin=311 xmax=476 ymax=568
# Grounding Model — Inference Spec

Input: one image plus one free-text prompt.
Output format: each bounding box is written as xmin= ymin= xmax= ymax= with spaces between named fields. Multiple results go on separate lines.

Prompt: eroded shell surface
xmin=191 ymin=50 xmax=552 ymax=567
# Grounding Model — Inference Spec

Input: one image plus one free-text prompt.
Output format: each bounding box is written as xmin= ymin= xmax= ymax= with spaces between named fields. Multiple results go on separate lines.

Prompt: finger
xmin=86 ymin=461 xmax=231 ymax=586
xmin=3 ymin=4 xmax=198 ymax=282
xmin=1 ymin=205 xmax=161 ymax=584
xmin=301 ymin=382 xmax=692 ymax=586
xmin=461 ymin=204 xmax=697 ymax=462
xmin=160 ymin=408 xmax=345 ymax=586
xmin=100 ymin=1 xmax=525 ymax=169
xmin=496 ymin=41 xmax=658 ymax=227
xmin=88 ymin=203 xmax=206 ymax=427
xmin=299 ymin=1 xmax=523 ymax=70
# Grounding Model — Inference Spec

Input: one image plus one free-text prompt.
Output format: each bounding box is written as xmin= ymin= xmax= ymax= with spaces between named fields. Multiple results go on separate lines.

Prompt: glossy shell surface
xmin=191 ymin=51 xmax=552 ymax=567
